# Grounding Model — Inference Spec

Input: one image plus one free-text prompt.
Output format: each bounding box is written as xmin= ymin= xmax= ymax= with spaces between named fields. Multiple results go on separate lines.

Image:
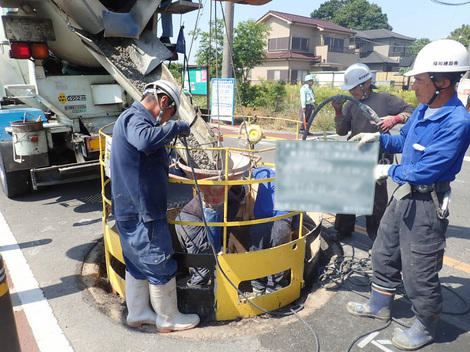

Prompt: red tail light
xmin=10 ymin=42 xmax=30 ymax=59
xmin=9 ymin=42 xmax=49 ymax=60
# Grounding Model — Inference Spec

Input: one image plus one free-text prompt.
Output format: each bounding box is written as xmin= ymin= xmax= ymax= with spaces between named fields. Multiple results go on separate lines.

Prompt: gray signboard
xmin=274 ymin=140 xmax=379 ymax=215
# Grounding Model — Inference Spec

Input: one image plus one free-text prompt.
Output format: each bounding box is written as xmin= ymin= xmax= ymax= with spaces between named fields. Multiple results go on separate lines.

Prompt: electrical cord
xmin=318 ymin=242 xmax=470 ymax=351
xmin=179 ymin=136 xmax=320 ymax=352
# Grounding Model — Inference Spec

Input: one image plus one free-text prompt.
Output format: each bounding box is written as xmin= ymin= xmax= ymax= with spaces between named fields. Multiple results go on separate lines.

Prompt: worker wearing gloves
xmin=332 ymin=63 xmax=414 ymax=241
xmin=299 ymin=74 xmax=316 ymax=136
xmin=111 ymin=80 xmax=200 ymax=332
xmin=348 ymin=39 xmax=470 ymax=350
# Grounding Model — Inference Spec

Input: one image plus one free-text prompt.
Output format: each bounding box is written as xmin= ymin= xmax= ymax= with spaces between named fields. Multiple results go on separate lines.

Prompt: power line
xmin=430 ymin=0 xmax=470 ymax=5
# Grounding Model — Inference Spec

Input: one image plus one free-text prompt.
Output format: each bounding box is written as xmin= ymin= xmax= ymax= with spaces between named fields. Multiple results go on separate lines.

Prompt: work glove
xmin=331 ymin=97 xmax=346 ymax=115
xmin=350 ymin=132 xmax=380 ymax=146
xmin=377 ymin=115 xmax=402 ymax=133
xmin=176 ymin=120 xmax=191 ymax=137
xmin=374 ymin=164 xmax=391 ymax=182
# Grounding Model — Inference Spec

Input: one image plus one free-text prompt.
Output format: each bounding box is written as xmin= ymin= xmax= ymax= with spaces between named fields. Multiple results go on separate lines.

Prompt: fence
xmin=314 ymin=71 xmax=411 ymax=90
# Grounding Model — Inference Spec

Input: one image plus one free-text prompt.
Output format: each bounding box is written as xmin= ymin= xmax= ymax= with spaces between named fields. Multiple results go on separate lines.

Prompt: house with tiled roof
xmin=251 ymin=11 xmax=358 ymax=83
xmin=353 ymin=29 xmax=415 ymax=71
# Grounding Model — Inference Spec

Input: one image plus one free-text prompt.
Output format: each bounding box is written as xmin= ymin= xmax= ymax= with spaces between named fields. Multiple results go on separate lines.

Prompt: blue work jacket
xmin=111 ymin=101 xmax=182 ymax=222
xmin=381 ymin=93 xmax=470 ymax=185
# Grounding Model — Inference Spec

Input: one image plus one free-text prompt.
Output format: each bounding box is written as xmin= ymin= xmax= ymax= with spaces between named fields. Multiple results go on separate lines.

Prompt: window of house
xmin=390 ymin=45 xmax=409 ymax=57
xmin=291 ymin=70 xmax=309 ymax=83
xmin=292 ymin=37 xmax=309 ymax=51
xmin=267 ymin=69 xmax=288 ymax=81
xmin=268 ymin=37 xmax=289 ymax=51
xmin=324 ymin=36 xmax=344 ymax=53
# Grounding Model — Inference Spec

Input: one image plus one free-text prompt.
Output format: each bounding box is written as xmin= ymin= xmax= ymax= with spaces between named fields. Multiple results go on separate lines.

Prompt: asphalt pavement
xmin=1 ymin=123 xmax=469 ymax=352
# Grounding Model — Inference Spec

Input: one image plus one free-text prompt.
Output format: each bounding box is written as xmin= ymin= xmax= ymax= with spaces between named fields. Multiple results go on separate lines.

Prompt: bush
xmin=199 ymin=80 xmax=420 ymax=132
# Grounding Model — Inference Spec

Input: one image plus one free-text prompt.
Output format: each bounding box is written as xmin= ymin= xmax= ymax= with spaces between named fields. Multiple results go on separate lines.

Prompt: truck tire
xmin=0 ymin=158 xmax=32 ymax=198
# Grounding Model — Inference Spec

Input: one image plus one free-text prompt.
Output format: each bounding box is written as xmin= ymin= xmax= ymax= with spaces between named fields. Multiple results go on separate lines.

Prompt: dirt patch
xmin=81 ymin=240 xmax=336 ymax=339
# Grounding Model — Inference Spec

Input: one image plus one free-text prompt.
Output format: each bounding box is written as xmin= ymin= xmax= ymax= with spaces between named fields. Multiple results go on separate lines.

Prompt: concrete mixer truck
xmin=0 ymin=0 xmax=218 ymax=198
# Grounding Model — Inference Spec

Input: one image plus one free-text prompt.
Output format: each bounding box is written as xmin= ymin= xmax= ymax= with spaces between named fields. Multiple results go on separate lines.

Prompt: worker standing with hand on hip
xmin=348 ymin=39 xmax=470 ymax=350
xmin=332 ymin=63 xmax=414 ymax=241
xmin=299 ymin=74 xmax=316 ymax=136
xmin=111 ymin=80 xmax=200 ymax=333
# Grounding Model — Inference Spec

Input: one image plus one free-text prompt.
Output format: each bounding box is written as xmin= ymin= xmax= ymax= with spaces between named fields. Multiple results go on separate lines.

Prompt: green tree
xmin=193 ymin=19 xmax=270 ymax=105
xmin=191 ymin=19 xmax=224 ymax=78
xmin=448 ymin=24 xmax=470 ymax=46
xmin=409 ymin=38 xmax=430 ymax=57
xmin=311 ymin=0 xmax=350 ymax=21
xmin=311 ymin=0 xmax=392 ymax=31
xmin=166 ymin=62 xmax=183 ymax=83
xmin=232 ymin=20 xmax=270 ymax=84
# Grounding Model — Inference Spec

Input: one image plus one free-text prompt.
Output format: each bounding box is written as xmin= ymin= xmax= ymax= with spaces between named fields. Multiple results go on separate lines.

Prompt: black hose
xmin=302 ymin=95 xmax=381 ymax=140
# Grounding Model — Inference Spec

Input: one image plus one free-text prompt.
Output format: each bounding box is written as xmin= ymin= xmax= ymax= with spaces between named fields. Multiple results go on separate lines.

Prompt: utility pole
xmin=221 ymin=2 xmax=234 ymax=78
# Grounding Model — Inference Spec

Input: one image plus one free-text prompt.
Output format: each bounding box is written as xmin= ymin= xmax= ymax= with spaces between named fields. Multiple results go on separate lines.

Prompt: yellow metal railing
xmin=98 ymin=122 xmax=322 ymax=320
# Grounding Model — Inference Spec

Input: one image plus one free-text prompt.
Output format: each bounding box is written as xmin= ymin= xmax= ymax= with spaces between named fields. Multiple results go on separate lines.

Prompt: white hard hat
xmin=342 ymin=63 xmax=373 ymax=90
xmin=304 ymin=74 xmax=314 ymax=82
xmin=144 ymin=80 xmax=180 ymax=111
xmin=404 ymin=39 xmax=470 ymax=77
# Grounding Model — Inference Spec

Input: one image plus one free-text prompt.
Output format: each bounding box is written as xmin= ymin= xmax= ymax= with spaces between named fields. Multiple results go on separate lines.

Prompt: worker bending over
xmin=111 ymin=80 xmax=199 ymax=332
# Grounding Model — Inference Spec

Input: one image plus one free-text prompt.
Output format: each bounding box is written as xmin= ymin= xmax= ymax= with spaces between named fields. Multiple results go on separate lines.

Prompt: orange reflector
xmin=86 ymin=136 xmax=102 ymax=152
xmin=10 ymin=42 xmax=30 ymax=59
xmin=31 ymin=43 xmax=49 ymax=59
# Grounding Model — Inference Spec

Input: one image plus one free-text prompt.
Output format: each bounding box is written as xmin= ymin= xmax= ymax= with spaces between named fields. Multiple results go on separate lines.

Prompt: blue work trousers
xmin=371 ymin=191 xmax=448 ymax=319
xmin=116 ymin=219 xmax=177 ymax=285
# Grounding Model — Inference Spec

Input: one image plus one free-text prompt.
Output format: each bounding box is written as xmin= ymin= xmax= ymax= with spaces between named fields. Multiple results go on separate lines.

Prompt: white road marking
xmin=0 ymin=211 xmax=74 ymax=352
xmin=371 ymin=340 xmax=394 ymax=352
xmin=357 ymin=331 xmax=379 ymax=348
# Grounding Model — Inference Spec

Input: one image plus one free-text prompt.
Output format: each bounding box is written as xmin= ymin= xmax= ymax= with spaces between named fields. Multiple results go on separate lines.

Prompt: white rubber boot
xmin=149 ymin=277 xmax=200 ymax=333
xmin=125 ymin=272 xmax=158 ymax=327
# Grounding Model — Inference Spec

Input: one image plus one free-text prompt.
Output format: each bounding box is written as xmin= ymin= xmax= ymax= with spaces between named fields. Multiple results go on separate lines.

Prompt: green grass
xmin=191 ymin=83 xmax=419 ymax=133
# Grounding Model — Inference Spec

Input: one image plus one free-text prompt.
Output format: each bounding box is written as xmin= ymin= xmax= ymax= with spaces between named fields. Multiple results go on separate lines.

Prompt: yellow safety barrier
xmin=99 ymin=122 xmax=322 ymax=321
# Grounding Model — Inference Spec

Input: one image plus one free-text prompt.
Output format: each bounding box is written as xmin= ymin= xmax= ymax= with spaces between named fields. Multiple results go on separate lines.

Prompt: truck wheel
xmin=0 ymin=160 xmax=32 ymax=198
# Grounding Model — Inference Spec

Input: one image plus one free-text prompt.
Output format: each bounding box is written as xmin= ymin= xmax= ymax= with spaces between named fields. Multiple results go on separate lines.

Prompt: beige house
xmin=251 ymin=11 xmax=358 ymax=83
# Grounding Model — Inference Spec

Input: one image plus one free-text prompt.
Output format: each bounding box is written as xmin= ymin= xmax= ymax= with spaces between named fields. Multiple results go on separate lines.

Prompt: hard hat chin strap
xmin=426 ymin=74 xmax=450 ymax=106
xmin=359 ymin=84 xmax=368 ymax=100
xmin=426 ymin=90 xmax=440 ymax=106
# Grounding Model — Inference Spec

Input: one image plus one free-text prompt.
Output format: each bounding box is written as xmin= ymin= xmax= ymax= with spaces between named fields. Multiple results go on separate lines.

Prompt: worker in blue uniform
xmin=348 ymin=39 xmax=470 ymax=350
xmin=249 ymin=167 xmax=299 ymax=295
xmin=111 ymin=80 xmax=200 ymax=333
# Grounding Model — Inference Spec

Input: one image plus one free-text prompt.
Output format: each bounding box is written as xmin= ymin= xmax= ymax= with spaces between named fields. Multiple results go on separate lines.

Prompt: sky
xmin=172 ymin=0 xmax=470 ymax=64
